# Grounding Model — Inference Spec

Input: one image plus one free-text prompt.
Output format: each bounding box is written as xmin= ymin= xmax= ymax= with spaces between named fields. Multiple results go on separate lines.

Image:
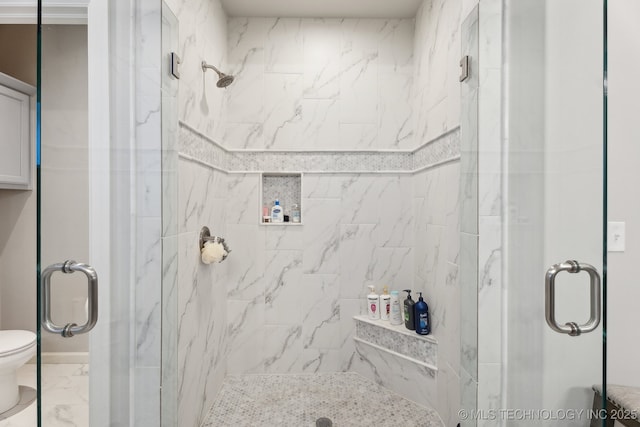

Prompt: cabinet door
xmin=0 ymin=83 xmax=31 ymax=189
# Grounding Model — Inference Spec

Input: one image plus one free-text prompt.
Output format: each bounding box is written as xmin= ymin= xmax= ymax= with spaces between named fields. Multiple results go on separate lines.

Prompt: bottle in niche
xmin=413 ymin=292 xmax=430 ymax=335
xmin=271 ymin=199 xmax=284 ymax=223
xmin=380 ymin=286 xmax=391 ymax=321
xmin=262 ymin=205 xmax=270 ymax=223
xmin=292 ymin=204 xmax=301 ymax=223
xmin=367 ymin=285 xmax=380 ymax=320
xmin=403 ymin=289 xmax=415 ymax=330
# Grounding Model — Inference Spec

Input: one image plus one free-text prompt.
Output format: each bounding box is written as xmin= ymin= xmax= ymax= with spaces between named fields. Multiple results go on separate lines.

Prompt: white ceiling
xmin=220 ymin=0 xmax=423 ymax=19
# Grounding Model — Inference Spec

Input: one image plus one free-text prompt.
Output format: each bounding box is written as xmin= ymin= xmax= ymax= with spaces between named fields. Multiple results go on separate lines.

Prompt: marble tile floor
xmin=0 ymin=363 xmax=88 ymax=427
xmin=202 ymin=372 xmax=443 ymax=427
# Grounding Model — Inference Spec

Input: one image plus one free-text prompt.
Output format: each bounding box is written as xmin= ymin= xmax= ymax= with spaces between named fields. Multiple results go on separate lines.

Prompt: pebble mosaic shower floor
xmin=201 ymin=372 xmax=442 ymax=427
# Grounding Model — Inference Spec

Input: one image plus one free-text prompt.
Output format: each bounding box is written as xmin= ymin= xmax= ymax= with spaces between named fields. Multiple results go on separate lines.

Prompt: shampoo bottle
xmin=367 ymin=285 xmax=380 ymax=320
xmin=403 ymin=289 xmax=415 ymax=330
xmin=414 ymin=292 xmax=430 ymax=335
xmin=271 ymin=199 xmax=284 ymax=223
xmin=380 ymin=286 xmax=391 ymax=321
xmin=389 ymin=290 xmax=403 ymax=325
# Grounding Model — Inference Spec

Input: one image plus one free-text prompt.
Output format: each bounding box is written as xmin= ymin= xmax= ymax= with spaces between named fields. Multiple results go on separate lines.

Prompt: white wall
xmin=608 ymin=0 xmax=640 ymax=387
xmin=0 ymin=25 xmax=88 ymax=353
xmin=0 ymin=25 xmax=36 ymax=86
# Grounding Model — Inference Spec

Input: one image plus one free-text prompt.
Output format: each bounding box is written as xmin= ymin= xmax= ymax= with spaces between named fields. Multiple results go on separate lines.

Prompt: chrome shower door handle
xmin=41 ymin=260 xmax=98 ymax=338
xmin=545 ymin=260 xmax=601 ymax=336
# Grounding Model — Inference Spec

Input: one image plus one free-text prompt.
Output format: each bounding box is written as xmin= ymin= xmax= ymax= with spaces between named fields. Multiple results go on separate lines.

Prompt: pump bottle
xmin=403 ymin=289 xmax=415 ymax=330
xmin=367 ymin=286 xmax=380 ymax=320
xmin=414 ymin=292 xmax=430 ymax=335
xmin=389 ymin=290 xmax=403 ymax=325
xmin=380 ymin=286 xmax=391 ymax=321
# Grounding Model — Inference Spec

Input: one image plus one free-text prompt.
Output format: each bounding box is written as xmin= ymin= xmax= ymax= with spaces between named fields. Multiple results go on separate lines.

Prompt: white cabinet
xmin=0 ymin=72 xmax=34 ymax=190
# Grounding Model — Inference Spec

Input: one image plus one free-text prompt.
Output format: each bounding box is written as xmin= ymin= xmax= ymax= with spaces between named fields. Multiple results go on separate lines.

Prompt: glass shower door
xmin=504 ymin=0 xmax=606 ymax=425
xmin=37 ymin=18 xmax=94 ymax=426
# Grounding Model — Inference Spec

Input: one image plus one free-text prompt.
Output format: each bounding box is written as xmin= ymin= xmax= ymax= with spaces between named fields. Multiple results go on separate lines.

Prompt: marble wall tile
xmin=341 ymin=175 xmax=385 ymax=224
xmin=264 ymin=250 xmax=304 ymax=325
xmin=302 ymin=198 xmax=342 ymax=274
xmin=263 ymin=325 xmax=304 ymax=373
xmin=302 ymin=19 xmax=342 ymax=99
xmin=378 ymin=19 xmax=414 ymax=76
xmin=223 ymin=17 xmax=418 ymax=150
xmin=376 ymin=175 xmax=414 ymax=248
xmin=263 ymin=74 xmax=304 ymax=149
xmin=477 ymin=216 xmax=501 ymax=361
xmin=226 ymin=174 xmax=260 ymax=224
xmin=225 ymin=224 xmax=266 ymax=300
xmin=168 ymin=0 xmax=228 ymax=140
xmin=477 ymin=363 xmax=501 ymax=427
xmin=301 ymin=349 xmax=343 ymax=373
xmin=371 ymin=247 xmax=413 ymax=290
xmin=265 ymin=18 xmax=304 ymax=74
xmin=339 ymin=123 xmax=378 ymax=149
xmin=303 ymin=174 xmax=345 ymax=199
xmin=178 ymin=159 xmax=227 ymax=234
xmin=161 ymin=234 xmax=178 ymax=427
xmin=338 ymin=224 xmax=377 ymax=299
xmin=339 ymin=298 xmax=363 ymax=350
xmin=438 ymin=262 xmax=461 ymax=372
xmin=460 ymin=232 xmax=478 ymax=381
xmin=352 ymin=340 xmax=438 ymax=409
xmin=265 ymin=226 xmax=304 ymax=251
xmin=176 ymin=224 xmax=228 ymax=426
xmin=223 ymin=122 xmax=265 ymax=149
xmin=339 ymin=20 xmax=381 ymax=125
xmin=226 ymin=298 xmax=266 ymax=375
xmin=226 ymin=18 xmax=266 ymax=125
xmin=135 ymin=216 xmax=162 ymax=367
xmin=378 ymin=73 xmax=414 ymax=149
xmin=299 ymin=99 xmax=340 ymax=149
xmin=437 ymin=361 xmax=462 ymax=427
xmin=460 ymin=366 xmax=478 ymax=427
xmin=302 ymin=274 xmax=341 ymax=350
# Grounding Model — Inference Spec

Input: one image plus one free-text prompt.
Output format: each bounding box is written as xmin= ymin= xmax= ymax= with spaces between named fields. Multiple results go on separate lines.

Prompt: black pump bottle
xmin=403 ymin=289 xmax=415 ymax=330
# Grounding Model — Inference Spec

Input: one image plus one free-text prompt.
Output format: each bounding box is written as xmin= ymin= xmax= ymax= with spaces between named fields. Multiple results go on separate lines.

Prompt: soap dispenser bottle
xmin=403 ymin=289 xmax=415 ymax=330
xmin=271 ymin=199 xmax=284 ymax=223
xmin=380 ymin=286 xmax=391 ymax=321
xmin=414 ymin=292 xmax=430 ymax=335
xmin=367 ymin=285 xmax=380 ymax=320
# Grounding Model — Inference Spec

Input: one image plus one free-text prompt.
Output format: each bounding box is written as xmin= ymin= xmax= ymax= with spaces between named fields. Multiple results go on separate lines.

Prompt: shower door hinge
xmin=459 ymin=55 xmax=470 ymax=82
xmin=170 ymin=52 xmax=181 ymax=79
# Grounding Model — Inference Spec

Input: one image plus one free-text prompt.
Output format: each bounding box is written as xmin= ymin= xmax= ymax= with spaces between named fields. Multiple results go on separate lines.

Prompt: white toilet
xmin=0 ymin=330 xmax=36 ymax=414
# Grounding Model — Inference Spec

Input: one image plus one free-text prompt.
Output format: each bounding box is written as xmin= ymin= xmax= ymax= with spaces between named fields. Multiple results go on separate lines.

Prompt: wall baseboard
xmin=27 ymin=352 xmax=89 ymax=365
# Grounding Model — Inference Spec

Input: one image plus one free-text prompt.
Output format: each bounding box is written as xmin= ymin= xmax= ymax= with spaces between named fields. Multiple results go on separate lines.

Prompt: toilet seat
xmin=0 ymin=331 xmax=36 ymax=358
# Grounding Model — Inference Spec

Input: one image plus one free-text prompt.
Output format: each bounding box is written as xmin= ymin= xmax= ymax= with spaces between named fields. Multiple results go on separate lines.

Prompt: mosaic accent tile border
xmin=354 ymin=315 xmax=437 ymax=368
xmin=413 ymin=127 xmax=461 ymax=171
xmin=178 ymin=121 xmax=460 ymax=173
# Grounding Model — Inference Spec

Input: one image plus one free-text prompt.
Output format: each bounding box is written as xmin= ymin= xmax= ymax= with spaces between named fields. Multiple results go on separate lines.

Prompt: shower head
xmin=202 ymin=61 xmax=235 ymax=88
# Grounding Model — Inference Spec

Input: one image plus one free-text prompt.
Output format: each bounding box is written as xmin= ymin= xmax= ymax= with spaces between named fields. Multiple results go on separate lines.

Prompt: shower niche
xmin=260 ymin=172 xmax=302 ymax=225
